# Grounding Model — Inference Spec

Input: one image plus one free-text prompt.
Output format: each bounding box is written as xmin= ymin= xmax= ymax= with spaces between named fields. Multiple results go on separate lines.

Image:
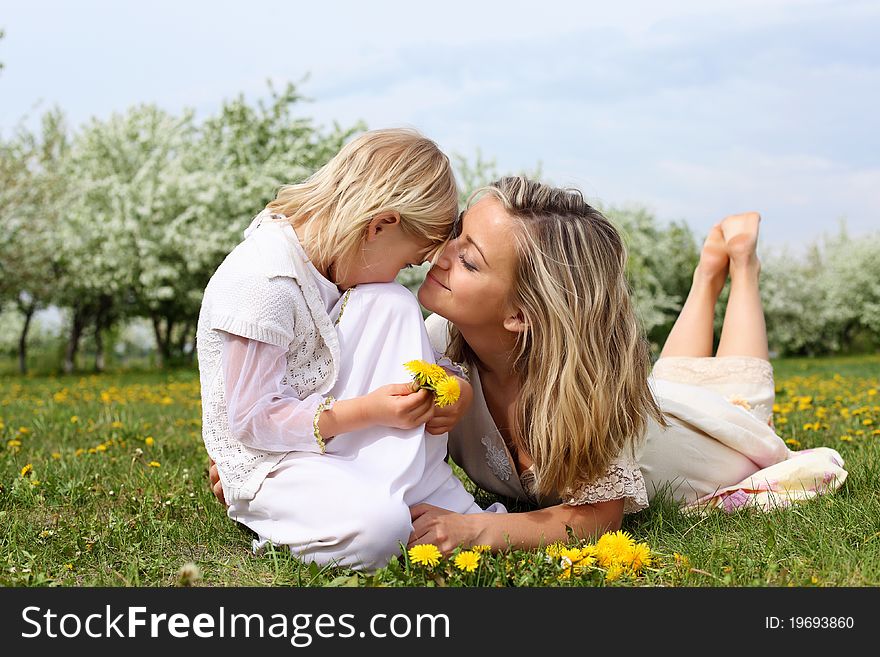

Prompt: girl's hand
xmin=208 ymin=458 xmax=228 ymax=508
xmin=408 ymin=503 xmax=485 ymax=554
xmin=425 ymin=376 xmax=473 ymax=435
xmin=366 ymin=383 xmax=436 ymax=430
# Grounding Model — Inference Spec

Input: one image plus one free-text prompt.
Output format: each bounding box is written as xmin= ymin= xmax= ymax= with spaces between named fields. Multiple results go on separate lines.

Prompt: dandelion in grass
xmin=454 ymin=550 xmax=480 ymax=573
xmin=70 ymin=416 xmax=79 ymax=424
xmin=628 ymin=542 xmax=652 ymax=573
xmin=544 ymin=542 xmax=566 ymax=559
xmin=20 ymin=463 xmax=33 ymax=478
xmin=596 ymin=530 xmax=635 ymax=567
xmin=605 ymin=562 xmax=625 ymax=582
xmin=145 ymin=436 xmax=155 ymax=446
xmin=148 ymin=461 xmax=161 ymax=468
xmin=408 ymin=544 xmax=442 ymax=567
xmin=472 ymin=544 xmax=492 ymax=554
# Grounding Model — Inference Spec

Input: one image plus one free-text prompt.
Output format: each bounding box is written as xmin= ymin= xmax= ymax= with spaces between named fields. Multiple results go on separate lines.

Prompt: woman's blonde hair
xmin=447 ymin=176 xmax=666 ymax=501
xmin=266 ymin=128 xmax=458 ymax=277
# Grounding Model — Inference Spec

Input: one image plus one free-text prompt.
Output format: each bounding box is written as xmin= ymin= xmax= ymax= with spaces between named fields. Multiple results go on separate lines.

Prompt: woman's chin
xmin=416 ymin=284 xmax=436 ymax=311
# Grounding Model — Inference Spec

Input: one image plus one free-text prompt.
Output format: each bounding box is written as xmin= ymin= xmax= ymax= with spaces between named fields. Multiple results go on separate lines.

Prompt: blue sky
xmin=2 ymin=0 xmax=878 ymax=250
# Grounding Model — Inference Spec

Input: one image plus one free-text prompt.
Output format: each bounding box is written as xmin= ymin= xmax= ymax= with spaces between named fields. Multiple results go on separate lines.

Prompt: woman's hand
xmin=425 ymin=376 xmax=473 ymax=435
xmin=408 ymin=503 xmax=485 ymax=554
xmin=365 ymin=383 xmax=436 ymax=430
xmin=208 ymin=458 xmax=227 ymax=508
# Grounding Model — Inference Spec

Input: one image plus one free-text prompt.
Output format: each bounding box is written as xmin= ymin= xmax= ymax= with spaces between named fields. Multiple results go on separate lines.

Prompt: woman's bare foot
xmin=720 ymin=212 xmax=761 ymax=271
xmin=694 ymin=223 xmax=729 ymax=294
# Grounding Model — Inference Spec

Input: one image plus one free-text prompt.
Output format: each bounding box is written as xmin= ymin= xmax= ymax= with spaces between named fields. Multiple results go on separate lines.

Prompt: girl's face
xmin=336 ymin=215 xmax=435 ymax=290
xmin=417 ymin=196 xmax=522 ymax=332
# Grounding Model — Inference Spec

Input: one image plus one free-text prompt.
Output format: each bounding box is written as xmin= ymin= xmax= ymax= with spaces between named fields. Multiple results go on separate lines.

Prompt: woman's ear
xmin=503 ymin=311 xmax=528 ymax=334
xmin=365 ymin=211 xmax=401 ymax=241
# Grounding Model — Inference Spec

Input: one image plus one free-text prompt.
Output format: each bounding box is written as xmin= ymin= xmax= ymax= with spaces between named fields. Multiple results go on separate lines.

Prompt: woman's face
xmin=417 ymin=196 xmax=521 ymax=331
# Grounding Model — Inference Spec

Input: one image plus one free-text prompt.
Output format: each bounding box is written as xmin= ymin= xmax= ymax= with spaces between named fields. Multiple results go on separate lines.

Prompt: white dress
xmin=225 ymin=282 xmax=502 ymax=571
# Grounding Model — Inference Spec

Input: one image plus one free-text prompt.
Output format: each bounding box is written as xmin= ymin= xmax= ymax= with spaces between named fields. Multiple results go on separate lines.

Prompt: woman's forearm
xmin=474 ymin=501 xmax=624 ymax=551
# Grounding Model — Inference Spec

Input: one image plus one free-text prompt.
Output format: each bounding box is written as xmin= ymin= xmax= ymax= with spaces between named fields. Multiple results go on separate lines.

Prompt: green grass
xmin=1 ymin=355 xmax=878 ymax=587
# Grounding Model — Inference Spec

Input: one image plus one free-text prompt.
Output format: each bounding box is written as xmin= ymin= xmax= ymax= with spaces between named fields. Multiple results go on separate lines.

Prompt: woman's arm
xmin=409 ymin=499 xmax=624 ymax=553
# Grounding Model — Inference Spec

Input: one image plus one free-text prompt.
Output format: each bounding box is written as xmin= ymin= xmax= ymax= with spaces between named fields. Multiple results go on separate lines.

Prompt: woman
xmin=211 ymin=177 xmax=846 ymax=555
xmin=407 ymin=177 xmax=845 ymax=552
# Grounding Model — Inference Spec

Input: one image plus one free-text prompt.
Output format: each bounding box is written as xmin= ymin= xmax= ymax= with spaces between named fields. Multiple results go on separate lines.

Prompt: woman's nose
xmin=434 ymin=241 xmax=454 ymax=269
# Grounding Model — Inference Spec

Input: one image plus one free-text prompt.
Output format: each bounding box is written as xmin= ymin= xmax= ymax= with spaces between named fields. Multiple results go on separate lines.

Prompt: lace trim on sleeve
xmin=562 ymin=461 xmax=649 ymax=514
xmin=434 ymin=351 xmax=470 ymax=382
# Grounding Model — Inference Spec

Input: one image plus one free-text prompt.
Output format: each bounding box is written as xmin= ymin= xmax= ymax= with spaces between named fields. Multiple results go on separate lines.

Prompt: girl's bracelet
xmin=312 ymin=396 xmax=336 ymax=454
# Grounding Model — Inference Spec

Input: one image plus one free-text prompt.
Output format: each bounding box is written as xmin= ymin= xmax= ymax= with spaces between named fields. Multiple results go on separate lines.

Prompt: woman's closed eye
xmin=458 ymin=252 xmax=478 ymax=272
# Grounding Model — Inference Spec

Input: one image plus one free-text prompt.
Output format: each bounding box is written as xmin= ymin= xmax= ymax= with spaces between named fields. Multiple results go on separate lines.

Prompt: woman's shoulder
xmin=424 ymin=313 xmax=451 ymax=352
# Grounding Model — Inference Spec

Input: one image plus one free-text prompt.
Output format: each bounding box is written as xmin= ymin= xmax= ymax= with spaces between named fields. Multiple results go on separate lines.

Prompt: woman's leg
xmin=659 ymin=223 xmax=729 ymax=359
xmin=715 ymin=212 xmax=770 ymax=360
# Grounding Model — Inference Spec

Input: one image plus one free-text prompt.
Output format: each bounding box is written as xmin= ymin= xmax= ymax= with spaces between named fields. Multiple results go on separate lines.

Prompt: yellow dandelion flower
xmin=864 ymin=419 xmax=874 ymax=426
xmin=70 ymin=415 xmax=80 ymax=423
xmin=472 ymin=544 xmax=492 ymax=554
xmin=148 ymin=461 xmax=161 ymax=468
xmin=605 ymin=562 xmax=625 ymax=581
xmin=161 ymin=397 xmax=173 ymax=405
xmin=7 ymin=439 xmax=22 ymax=448
xmin=628 ymin=542 xmax=652 ymax=573
xmin=51 ymin=452 xmax=61 ymax=459
xmin=433 ymin=376 xmax=460 ymax=408
xmin=145 ymin=436 xmax=155 ymax=446
xmin=408 ymin=544 xmax=442 ymax=567
xmin=20 ymin=463 xmax=33 ymax=477
xmin=545 ymin=542 xmax=566 ymax=559
xmin=404 ymin=360 xmax=447 ymax=387
xmin=454 ymin=550 xmax=480 ymax=573
xmin=111 ymin=421 xmax=124 ymax=429
xmin=74 ymin=448 xmax=85 ymax=457
xmin=560 ymin=547 xmax=584 ymax=564
xmin=18 ymin=427 xmax=30 ymax=434
xmin=839 ymin=435 xmax=853 ymax=442
xmin=785 ymin=438 xmax=801 ymax=447
xmin=596 ymin=530 xmax=635 ymax=567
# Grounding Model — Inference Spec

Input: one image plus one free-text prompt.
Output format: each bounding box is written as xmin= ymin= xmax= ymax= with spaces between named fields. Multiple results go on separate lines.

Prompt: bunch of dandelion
xmin=593 ymin=530 xmax=653 ymax=581
xmin=404 ymin=360 xmax=461 ymax=408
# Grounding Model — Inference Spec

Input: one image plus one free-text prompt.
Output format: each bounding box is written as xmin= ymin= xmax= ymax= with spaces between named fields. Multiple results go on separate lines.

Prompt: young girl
xmin=197 ymin=129 xmax=499 ymax=571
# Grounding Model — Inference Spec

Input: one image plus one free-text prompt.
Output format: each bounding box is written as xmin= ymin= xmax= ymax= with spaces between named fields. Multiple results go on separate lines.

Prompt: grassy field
xmin=0 ymin=354 xmax=878 ymax=587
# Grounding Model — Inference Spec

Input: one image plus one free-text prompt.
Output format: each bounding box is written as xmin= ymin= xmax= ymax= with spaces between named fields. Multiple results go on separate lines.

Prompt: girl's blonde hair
xmin=266 ymin=128 xmax=458 ymax=278
xmin=447 ymin=176 xmax=666 ymax=501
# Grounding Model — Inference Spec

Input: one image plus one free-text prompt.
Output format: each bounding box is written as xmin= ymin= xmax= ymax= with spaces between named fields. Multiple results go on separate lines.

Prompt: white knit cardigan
xmin=195 ymin=211 xmax=341 ymax=502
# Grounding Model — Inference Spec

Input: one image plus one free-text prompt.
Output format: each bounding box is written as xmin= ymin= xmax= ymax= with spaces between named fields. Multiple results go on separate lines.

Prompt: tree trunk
xmin=94 ymin=295 xmax=112 ymax=372
xmin=64 ymin=307 xmax=86 ymax=374
xmin=176 ymin=320 xmax=193 ymax=360
xmin=18 ymin=305 xmax=35 ymax=375
xmin=151 ymin=315 xmax=174 ymax=367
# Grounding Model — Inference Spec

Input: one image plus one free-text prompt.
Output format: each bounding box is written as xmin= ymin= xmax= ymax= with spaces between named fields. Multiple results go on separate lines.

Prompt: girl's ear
xmin=365 ymin=211 xmax=401 ymax=241
xmin=503 ymin=310 xmax=528 ymax=334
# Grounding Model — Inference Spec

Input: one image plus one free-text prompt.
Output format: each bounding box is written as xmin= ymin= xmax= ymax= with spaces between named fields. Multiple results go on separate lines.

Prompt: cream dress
xmin=425 ymin=314 xmax=847 ymax=513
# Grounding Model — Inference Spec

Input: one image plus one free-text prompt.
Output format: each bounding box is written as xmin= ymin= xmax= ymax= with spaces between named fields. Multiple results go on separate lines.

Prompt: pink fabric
xmin=682 ymin=446 xmax=847 ymax=514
